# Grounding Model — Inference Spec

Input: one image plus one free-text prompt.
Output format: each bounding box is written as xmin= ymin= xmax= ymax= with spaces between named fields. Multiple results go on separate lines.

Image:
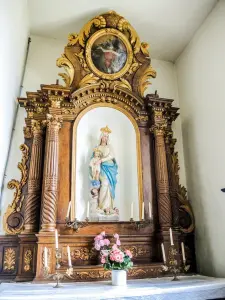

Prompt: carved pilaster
xmin=40 ymin=114 xmax=62 ymax=232
xmin=151 ymin=109 xmax=172 ymax=229
xmin=23 ymin=120 xmax=45 ymax=234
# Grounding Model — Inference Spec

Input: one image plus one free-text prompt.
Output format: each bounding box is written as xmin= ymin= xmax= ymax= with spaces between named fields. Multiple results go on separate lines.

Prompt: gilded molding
xmin=3 ymin=248 xmax=16 ymax=271
xmin=3 ymin=144 xmax=29 ymax=234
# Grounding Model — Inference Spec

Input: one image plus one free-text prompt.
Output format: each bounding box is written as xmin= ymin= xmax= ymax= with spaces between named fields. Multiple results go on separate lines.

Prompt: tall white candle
xmin=131 ymin=202 xmax=134 ymax=219
xmin=169 ymin=228 xmax=174 ymax=246
xmin=66 ymin=201 xmax=71 ymax=218
xmin=87 ymin=201 xmax=90 ymax=218
xmin=181 ymin=242 xmax=186 ymax=262
xmin=67 ymin=245 xmax=72 ymax=267
xmin=161 ymin=243 xmax=166 ymax=263
xmin=44 ymin=247 xmax=48 ymax=267
xmin=148 ymin=202 xmax=152 ymax=219
xmin=142 ymin=202 xmax=144 ymax=220
xmin=55 ymin=229 xmax=59 ymax=249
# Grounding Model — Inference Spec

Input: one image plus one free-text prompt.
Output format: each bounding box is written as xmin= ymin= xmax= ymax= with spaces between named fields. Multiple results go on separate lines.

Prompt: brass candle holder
xmin=129 ymin=218 xmax=152 ymax=230
xmin=43 ymin=248 xmax=73 ymax=288
xmin=162 ymin=245 xmax=190 ymax=281
xmin=65 ymin=217 xmax=89 ymax=232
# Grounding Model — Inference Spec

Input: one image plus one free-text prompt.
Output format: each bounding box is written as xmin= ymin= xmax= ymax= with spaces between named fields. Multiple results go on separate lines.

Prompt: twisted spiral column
xmin=23 ymin=121 xmax=45 ymax=234
xmin=151 ymin=111 xmax=172 ymax=230
xmin=40 ymin=114 xmax=62 ymax=232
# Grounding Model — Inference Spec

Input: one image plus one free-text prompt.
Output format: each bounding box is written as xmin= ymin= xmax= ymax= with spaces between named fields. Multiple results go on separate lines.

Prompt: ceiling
xmin=28 ymin=0 xmax=217 ymax=62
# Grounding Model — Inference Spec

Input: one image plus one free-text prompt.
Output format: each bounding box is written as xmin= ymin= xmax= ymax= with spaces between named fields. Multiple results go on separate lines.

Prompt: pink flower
xmin=104 ymin=239 xmax=110 ymax=246
xmin=100 ymin=231 xmax=106 ymax=236
xmin=99 ymin=239 xmax=105 ymax=247
xmin=112 ymin=244 xmax=118 ymax=250
xmin=114 ymin=233 xmax=119 ymax=239
xmin=101 ymin=256 xmax=106 ymax=264
xmin=94 ymin=235 xmax=102 ymax=241
xmin=116 ymin=239 xmax=121 ymax=246
xmin=110 ymin=254 xmax=115 ymax=261
xmin=125 ymin=249 xmax=132 ymax=258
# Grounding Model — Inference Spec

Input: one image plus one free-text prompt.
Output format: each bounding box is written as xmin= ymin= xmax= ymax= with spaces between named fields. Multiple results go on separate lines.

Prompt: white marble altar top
xmin=1 ymin=275 xmax=225 ymax=300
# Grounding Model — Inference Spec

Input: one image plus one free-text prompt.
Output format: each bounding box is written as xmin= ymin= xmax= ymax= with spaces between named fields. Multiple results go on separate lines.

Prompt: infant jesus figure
xmin=89 ymin=148 xmax=102 ymax=181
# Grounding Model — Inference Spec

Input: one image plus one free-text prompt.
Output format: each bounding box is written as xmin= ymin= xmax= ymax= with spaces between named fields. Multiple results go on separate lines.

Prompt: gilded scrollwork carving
xmin=55 ymin=11 xmax=156 ymax=95
xmin=56 ymin=54 xmax=74 ymax=87
xmin=24 ymin=249 xmax=32 ymax=271
xmin=3 ymin=248 xmax=16 ymax=271
xmin=67 ymin=16 xmax=106 ymax=47
xmin=178 ymin=185 xmax=195 ymax=233
xmin=3 ymin=144 xmax=29 ymax=234
xmin=138 ymin=66 xmax=157 ymax=97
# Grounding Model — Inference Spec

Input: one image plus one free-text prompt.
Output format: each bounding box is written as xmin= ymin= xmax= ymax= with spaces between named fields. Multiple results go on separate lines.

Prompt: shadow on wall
xmin=182 ymin=118 xmax=215 ymax=276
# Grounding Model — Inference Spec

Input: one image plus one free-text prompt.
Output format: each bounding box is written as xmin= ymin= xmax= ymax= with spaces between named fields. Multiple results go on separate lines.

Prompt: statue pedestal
xmin=90 ymin=214 xmax=119 ymax=222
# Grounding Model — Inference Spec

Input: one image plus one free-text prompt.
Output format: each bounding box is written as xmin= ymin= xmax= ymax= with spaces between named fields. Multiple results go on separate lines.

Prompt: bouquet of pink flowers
xmin=94 ymin=232 xmax=133 ymax=271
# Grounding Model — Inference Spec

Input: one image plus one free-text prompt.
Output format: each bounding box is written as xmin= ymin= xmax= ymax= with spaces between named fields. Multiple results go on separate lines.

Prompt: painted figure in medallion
xmin=89 ymin=126 xmax=119 ymax=220
xmin=91 ymin=35 xmax=127 ymax=74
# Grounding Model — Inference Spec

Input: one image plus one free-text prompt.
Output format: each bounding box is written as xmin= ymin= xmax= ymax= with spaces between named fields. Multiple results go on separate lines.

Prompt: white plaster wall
xmin=0 ymin=35 xmax=64 ymax=233
xmin=0 ymin=0 xmax=29 ymax=199
xmin=176 ymin=0 xmax=225 ymax=277
xmin=0 ymin=34 xmax=185 ymax=232
xmin=75 ymin=107 xmax=139 ymax=221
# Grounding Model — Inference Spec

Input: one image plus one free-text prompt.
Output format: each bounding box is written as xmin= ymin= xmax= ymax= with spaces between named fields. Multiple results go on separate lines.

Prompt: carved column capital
xmin=23 ymin=126 xmax=32 ymax=139
xmin=31 ymin=120 xmax=45 ymax=135
xmin=46 ymin=114 xmax=63 ymax=130
xmin=150 ymin=109 xmax=167 ymax=136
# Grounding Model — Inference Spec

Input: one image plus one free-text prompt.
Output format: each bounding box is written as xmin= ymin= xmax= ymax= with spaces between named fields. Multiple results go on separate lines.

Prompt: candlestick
xmin=161 ymin=243 xmax=166 ymax=263
xmin=181 ymin=242 xmax=186 ymax=262
xmin=131 ymin=202 xmax=133 ymax=219
xmin=87 ymin=201 xmax=90 ymax=218
xmin=44 ymin=247 xmax=48 ymax=267
xmin=66 ymin=201 xmax=71 ymax=219
xmin=141 ymin=202 xmax=144 ymax=220
xmin=55 ymin=229 xmax=59 ymax=249
xmin=148 ymin=201 xmax=152 ymax=219
xmin=67 ymin=245 xmax=72 ymax=267
xmin=169 ymin=228 xmax=174 ymax=245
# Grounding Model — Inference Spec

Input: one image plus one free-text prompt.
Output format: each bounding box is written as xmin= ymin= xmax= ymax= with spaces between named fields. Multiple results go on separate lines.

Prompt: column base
xmin=40 ymin=223 xmax=56 ymax=232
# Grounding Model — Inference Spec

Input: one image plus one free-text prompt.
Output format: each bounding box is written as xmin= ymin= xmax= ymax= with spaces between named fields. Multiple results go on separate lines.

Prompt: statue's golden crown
xmin=100 ymin=125 xmax=112 ymax=134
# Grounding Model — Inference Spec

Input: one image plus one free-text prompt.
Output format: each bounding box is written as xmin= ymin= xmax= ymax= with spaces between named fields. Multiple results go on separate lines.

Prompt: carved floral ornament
xmin=3 ymin=248 xmax=16 ymax=271
xmin=56 ymin=11 xmax=156 ymax=97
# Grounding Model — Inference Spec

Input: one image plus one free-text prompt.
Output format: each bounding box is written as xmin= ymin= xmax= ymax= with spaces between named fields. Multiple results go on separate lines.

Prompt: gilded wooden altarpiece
xmin=0 ymin=11 xmax=195 ymax=282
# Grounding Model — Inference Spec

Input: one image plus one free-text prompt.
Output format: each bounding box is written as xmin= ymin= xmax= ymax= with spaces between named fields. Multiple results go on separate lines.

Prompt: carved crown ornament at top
xmin=56 ymin=11 xmax=156 ymax=97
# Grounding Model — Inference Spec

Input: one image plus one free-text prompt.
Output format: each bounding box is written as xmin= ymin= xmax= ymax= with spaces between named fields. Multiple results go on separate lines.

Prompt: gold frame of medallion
xmin=85 ymin=28 xmax=133 ymax=80
xmin=71 ymin=102 xmax=143 ymax=221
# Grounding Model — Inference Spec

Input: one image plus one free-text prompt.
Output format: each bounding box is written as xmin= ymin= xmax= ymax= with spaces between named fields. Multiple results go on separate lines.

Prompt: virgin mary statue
xmin=89 ymin=126 xmax=118 ymax=218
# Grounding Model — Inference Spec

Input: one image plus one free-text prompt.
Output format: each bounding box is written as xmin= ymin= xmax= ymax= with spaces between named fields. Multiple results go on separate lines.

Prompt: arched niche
xmin=71 ymin=104 xmax=143 ymax=221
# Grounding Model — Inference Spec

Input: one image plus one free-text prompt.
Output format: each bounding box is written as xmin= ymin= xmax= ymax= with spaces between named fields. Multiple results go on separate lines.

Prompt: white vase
xmin=111 ymin=270 xmax=127 ymax=286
